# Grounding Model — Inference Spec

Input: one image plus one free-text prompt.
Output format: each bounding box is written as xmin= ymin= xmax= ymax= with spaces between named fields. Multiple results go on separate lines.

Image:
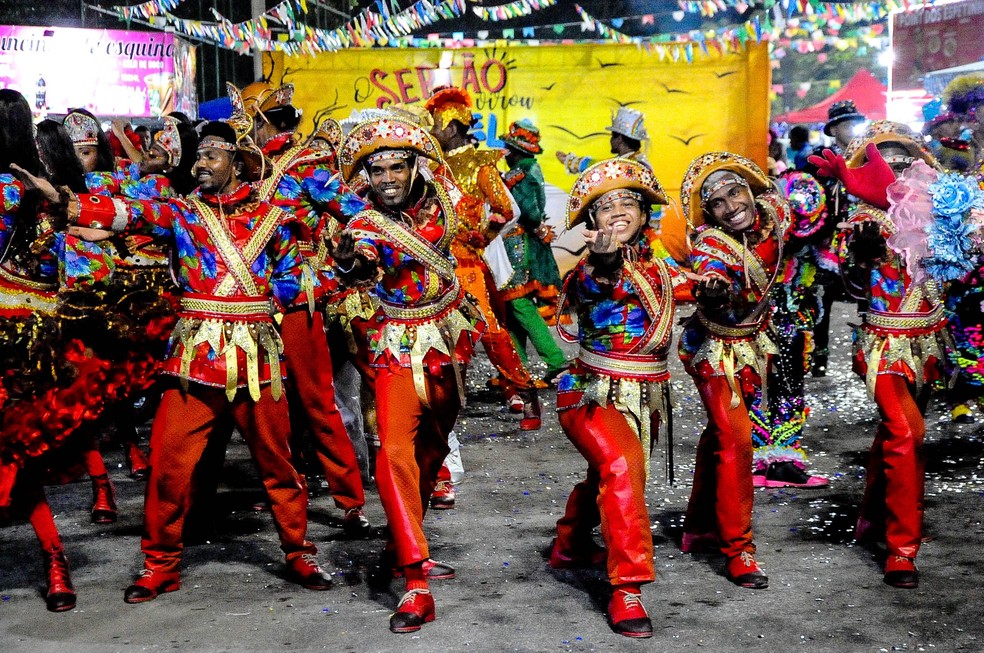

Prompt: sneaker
xmin=607 ymin=589 xmax=652 ymax=638
xmin=507 ymin=394 xmax=524 ymax=413
xmin=389 ymin=589 xmax=436 ymax=633
xmin=342 ymin=507 xmax=371 ymax=537
xmin=951 ymin=403 xmax=975 ymax=424
xmin=430 ymin=480 xmax=455 ymax=510
xmin=760 ymin=461 xmax=829 ymax=489
xmin=884 ymin=555 xmax=918 ymax=589
xmin=725 ymin=551 xmax=769 ymax=589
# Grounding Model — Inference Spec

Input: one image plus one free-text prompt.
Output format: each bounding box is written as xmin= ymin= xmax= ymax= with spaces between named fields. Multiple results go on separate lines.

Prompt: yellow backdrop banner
xmin=270 ymin=42 xmax=770 ymax=261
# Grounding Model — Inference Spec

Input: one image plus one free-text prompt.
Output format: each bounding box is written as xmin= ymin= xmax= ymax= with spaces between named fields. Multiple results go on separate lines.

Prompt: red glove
xmin=807 ymin=142 xmax=894 ymax=210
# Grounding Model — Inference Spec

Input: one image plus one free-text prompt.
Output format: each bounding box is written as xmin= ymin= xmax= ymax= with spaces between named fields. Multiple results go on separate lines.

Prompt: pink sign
xmin=0 ymin=25 xmax=178 ymax=117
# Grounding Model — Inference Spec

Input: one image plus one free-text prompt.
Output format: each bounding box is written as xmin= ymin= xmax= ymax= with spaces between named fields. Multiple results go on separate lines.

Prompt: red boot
xmin=126 ymin=443 xmax=150 ymax=481
xmin=90 ymin=473 xmax=117 ymax=524
xmin=43 ymin=546 xmax=76 ymax=612
xmin=389 ymin=589 xmax=436 ymax=633
xmin=884 ymin=555 xmax=918 ymax=589
xmin=519 ymin=389 xmax=542 ymax=431
xmin=124 ymin=568 xmax=181 ymax=604
xmin=607 ymin=589 xmax=652 ymax=638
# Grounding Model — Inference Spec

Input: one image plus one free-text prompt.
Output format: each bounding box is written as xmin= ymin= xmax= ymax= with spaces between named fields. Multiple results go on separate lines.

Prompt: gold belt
xmin=180 ymin=296 xmax=272 ymax=318
xmin=578 ymin=348 xmax=668 ymax=380
xmin=378 ymin=280 xmax=461 ymax=321
xmin=864 ymin=306 xmax=945 ymax=332
xmin=697 ymin=311 xmax=765 ymax=339
xmin=0 ymin=264 xmax=57 ymax=292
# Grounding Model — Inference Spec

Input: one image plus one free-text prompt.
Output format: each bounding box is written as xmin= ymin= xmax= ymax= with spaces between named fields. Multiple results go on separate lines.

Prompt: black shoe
xmin=811 ymin=350 xmax=828 ymax=377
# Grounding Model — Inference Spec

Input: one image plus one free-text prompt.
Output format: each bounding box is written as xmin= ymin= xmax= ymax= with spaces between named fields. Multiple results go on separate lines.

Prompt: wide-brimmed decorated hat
xmin=424 ymin=86 xmax=474 ymax=130
xmin=237 ymin=81 xmax=295 ymax=119
xmin=502 ymin=119 xmax=543 ymax=155
xmin=823 ymin=99 xmax=866 ymax=136
xmin=308 ymin=117 xmax=343 ymax=152
xmin=605 ymin=107 xmax=648 ymax=141
xmin=153 ymin=116 xmax=182 ymax=168
xmin=566 ymin=158 xmax=667 ymax=229
xmin=64 ymin=110 xmax=100 ymax=147
xmin=921 ymin=97 xmax=959 ymax=135
xmin=844 ymin=120 xmax=937 ymax=169
xmin=680 ymin=151 xmax=771 ymax=229
xmin=338 ymin=117 xmax=442 ymax=182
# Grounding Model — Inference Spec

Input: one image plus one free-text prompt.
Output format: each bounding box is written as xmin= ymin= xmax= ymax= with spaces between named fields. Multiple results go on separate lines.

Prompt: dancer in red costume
xmin=236 ymin=81 xmax=371 ymax=535
xmin=678 ymin=153 xmax=794 ymax=590
xmin=549 ymin=159 xmax=691 ymax=638
xmin=58 ymin=113 xmax=334 ymax=603
xmin=1 ymin=89 xmax=122 ymax=612
xmin=809 ymin=121 xmax=951 ymax=588
xmin=334 ymin=116 xmax=485 ymax=633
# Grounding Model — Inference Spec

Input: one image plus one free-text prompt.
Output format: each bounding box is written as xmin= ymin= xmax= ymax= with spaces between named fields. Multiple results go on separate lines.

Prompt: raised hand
xmin=809 ymin=143 xmax=894 ymax=210
xmin=848 ymin=220 xmax=887 ymax=265
xmin=9 ymin=163 xmax=60 ymax=204
xmin=584 ymin=225 xmax=618 ymax=255
xmin=695 ymin=276 xmax=730 ymax=310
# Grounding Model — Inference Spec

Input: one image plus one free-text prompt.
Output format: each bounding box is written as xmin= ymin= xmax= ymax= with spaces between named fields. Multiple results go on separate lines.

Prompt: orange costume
xmin=425 ymin=88 xmax=539 ymax=404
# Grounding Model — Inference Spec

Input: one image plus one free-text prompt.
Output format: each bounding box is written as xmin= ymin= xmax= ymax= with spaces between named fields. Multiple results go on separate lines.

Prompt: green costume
xmin=500 ymin=148 xmax=566 ymax=376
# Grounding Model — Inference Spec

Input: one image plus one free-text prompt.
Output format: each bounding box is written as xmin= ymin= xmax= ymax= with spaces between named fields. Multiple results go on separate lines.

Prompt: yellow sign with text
xmin=270 ymin=42 xmax=770 ymax=262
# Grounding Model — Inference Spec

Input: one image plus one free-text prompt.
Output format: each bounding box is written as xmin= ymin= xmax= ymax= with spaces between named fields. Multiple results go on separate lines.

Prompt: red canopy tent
xmin=774 ymin=68 xmax=887 ymax=124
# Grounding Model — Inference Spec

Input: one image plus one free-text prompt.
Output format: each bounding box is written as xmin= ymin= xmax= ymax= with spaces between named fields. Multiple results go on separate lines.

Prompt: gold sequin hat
xmin=844 ymin=120 xmax=938 ymax=169
xmin=309 ymin=117 xmax=343 ymax=152
xmin=680 ymin=151 xmax=771 ymax=229
xmin=338 ymin=117 xmax=442 ymax=182
xmin=566 ymin=158 xmax=667 ymax=229
xmin=64 ymin=110 xmax=100 ymax=146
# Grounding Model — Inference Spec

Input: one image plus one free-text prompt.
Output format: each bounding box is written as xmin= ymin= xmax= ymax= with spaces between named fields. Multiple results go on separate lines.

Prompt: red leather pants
xmin=555 ymin=404 xmax=656 ymax=586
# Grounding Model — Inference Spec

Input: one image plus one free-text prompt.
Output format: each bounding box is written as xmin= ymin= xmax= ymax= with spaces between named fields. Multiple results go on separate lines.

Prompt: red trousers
xmin=141 ymin=384 xmax=314 ymax=573
xmin=859 ymin=374 xmax=927 ymax=559
xmin=281 ymin=309 xmax=365 ymax=511
xmin=374 ymin=366 xmax=461 ymax=567
xmin=555 ymin=404 xmax=656 ymax=586
xmin=684 ymin=375 xmax=756 ymax=559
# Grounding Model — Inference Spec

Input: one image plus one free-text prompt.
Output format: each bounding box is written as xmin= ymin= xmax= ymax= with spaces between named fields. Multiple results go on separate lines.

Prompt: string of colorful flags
xmin=108 ymin=0 xmax=903 ymax=62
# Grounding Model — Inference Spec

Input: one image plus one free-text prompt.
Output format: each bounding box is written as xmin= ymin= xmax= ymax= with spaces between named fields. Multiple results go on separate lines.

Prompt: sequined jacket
xmin=833 ymin=201 xmax=950 ymax=395
xmin=259 ymin=135 xmax=368 ymax=312
xmin=72 ymin=183 xmax=302 ymax=400
xmin=556 ymin=226 xmax=690 ymax=470
xmin=348 ymin=175 xmax=484 ymax=387
xmin=679 ymin=192 xmax=790 ymax=392
xmin=442 ymin=144 xmax=514 ymax=258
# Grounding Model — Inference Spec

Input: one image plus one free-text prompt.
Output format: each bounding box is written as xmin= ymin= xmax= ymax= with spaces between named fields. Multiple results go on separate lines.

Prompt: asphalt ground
xmin=2 ymin=303 xmax=984 ymax=653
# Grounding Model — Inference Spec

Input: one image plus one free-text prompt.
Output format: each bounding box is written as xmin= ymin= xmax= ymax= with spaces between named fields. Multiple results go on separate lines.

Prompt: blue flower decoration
xmin=929 ymin=173 xmax=983 ymax=217
xmin=279 ymin=177 xmax=303 ymax=201
xmin=306 ymin=169 xmax=340 ymax=204
xmin=625 ymin=305 xmax=645 ymax=337
xmin=923 ymin=213 xmax=976 ymax=282
xmin=340 ymin=192 xmax=368 ymax=216
xmin=589 ymin=300 xmax=622 ymax=329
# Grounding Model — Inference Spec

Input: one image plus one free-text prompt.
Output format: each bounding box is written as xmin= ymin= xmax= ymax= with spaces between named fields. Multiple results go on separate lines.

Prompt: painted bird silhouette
xmin=669 ymin=134 xmax=705 ymax=146
xmin=606 ymin=97 xmax=644 ymax=108
xmin=658 ymin=82 xmax=689 ymax=94
xmin=540 ymin=82 xmax=557 ymax=91
xmin=714 ymin=70 xmax=738 ymax=78
xmin=551 ymin=126 xmax=608 ymax=140
xmin=596 ymin=58 xmax=623 ymax=68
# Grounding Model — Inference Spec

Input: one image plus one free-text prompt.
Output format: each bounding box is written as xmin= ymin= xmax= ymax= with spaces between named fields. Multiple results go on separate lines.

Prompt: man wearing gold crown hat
xmin=233 ymin=81 xmax=373 ymax=536
xmin=548 ymin=158 xmax=691 ymax=638
xmin=425 ymin=86 xmax=542 ymax=514
xmin=425 ymin=86 xmax=543 ymax=417
xmin=809 ymin=121 xmax=953 ymax=589
xmin=677 ymin=152 xmax=796 ymax=591
xmin=556 ymin=106 xmax=652 ymax=174
xmin=333 ymin=116 xmax=485 ymax=633
xmin=50 ymin=112 xmax=335 ymax=602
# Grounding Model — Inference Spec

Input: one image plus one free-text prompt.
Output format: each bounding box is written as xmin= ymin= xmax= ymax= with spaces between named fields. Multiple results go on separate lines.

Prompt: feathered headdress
xmin=424 ymin=86 xmax=474 ymax=130
xmin=943 ymin=73 xmax=984 ymax=116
